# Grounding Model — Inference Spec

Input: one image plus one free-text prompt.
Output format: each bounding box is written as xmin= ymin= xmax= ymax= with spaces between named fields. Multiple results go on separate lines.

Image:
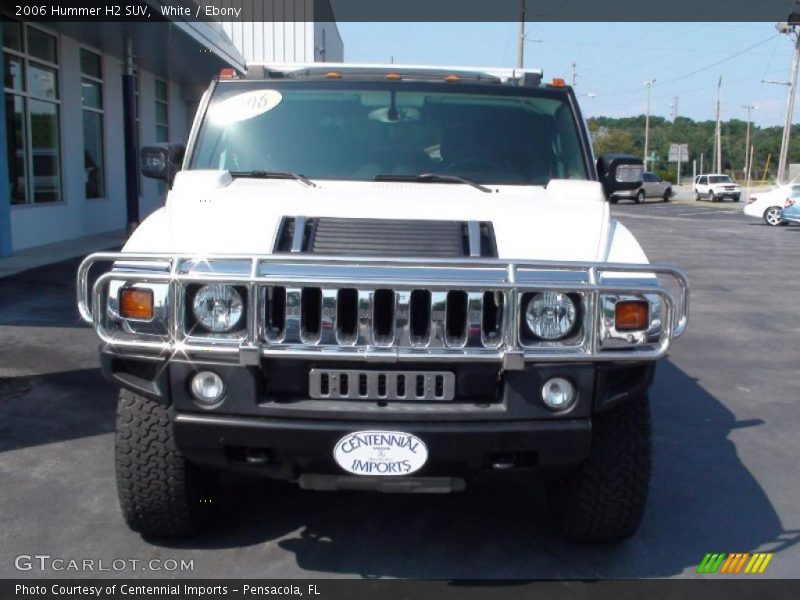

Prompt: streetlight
xmin=742 ymin=104 xmax=758 ymax=182
xmin=643 ymin=79 xmax=656 ymax=171
xmin=775 ymin=16 xmax=800 ymax=183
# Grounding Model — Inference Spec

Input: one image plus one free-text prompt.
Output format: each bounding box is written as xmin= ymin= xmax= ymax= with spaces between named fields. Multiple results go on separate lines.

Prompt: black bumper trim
xmin=173 ymin=413 xmax=592 ymax=480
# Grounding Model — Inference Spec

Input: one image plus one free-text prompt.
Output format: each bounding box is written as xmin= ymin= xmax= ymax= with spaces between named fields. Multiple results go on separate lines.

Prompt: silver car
xmin=637 ymin=171 xmax=672 ymax=203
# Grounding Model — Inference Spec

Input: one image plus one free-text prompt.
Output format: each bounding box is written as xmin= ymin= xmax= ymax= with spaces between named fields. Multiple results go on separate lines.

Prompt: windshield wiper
xmin=375 ymin=173 xmax=491 ymax=193
xmin=229 ymin=170 xmax=316 ymax=187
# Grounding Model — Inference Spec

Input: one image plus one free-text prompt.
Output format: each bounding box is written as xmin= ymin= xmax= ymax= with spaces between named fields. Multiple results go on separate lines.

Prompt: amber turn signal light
xmin=120 ymin=289 xmax=154 ymax=320
xmin=615 ymin=300 xmax=649 ymax=331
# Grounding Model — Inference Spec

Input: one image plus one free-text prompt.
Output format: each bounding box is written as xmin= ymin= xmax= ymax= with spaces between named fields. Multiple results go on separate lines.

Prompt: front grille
xmin=309 ymin=369 xmax=455 ymax=400
xmin=262 ymin=286 xmax=504 ymax=349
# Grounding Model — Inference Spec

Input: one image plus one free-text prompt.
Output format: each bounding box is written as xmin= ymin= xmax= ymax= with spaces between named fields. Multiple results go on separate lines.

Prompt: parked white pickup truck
xmin=77 ymin=64 xmax=688 ymax=543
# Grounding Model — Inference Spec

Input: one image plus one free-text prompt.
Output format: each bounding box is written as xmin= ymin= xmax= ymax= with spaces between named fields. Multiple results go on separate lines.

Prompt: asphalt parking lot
xmin=1 ymin=201 xmax=799 ymax=579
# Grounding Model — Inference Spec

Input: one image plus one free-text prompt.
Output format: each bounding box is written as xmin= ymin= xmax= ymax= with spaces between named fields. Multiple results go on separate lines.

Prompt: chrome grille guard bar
xmin=77 ymin=252 xmax=688 ymax=366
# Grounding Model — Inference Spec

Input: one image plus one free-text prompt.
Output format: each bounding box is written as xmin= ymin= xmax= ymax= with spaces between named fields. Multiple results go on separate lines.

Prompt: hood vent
xmin=274 ymin=217 xmax=497 ymax=258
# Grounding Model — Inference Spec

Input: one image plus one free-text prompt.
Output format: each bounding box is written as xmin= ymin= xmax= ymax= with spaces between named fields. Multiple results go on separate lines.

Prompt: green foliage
xmin=587 ymin=115 xmax=799 ymax=180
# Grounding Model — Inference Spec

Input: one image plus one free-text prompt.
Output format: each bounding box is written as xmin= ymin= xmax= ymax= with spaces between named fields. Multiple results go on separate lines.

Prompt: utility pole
xmin=742 ymin=104 xmax=758 ymax=179
xmin=517 ymin=0 xmax=526 ymax=69
xmin=643 ymin=79 xmax=656 ymax=170
xmin=713 ymin=77 xmax=723 ymax=173
xmin=572 ymin=62 xmax=578 ymax=87
xmin=776 ymin=19 xmax=800 ymax=184
xmin=670 ymin=96 xmax=678 ymax=121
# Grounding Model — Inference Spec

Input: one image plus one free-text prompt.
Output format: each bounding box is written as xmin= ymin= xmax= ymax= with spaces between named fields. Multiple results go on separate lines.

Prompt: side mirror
xmin=140 ymin=143 xmax=185 ymax=186
xmin=596 ymin=153 xmax=644 ymax=200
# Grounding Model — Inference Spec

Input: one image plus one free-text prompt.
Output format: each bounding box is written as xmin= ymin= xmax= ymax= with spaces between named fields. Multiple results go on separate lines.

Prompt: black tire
xmin=663 ymin=188 xmax=672 ymax=202
xmin=709 ymin=191 xmax=716 ymax=202
xmin=115 ymin=389 xmax=217 ymax=537
xmin=635 ymin=190 xmax=645 ymax=204
xmin=694 ymin=191 xmax=700 ymax=201
xmin=547 ymin=393 xmax=651 ymax=542
xmin=609 ymin=197 xmax=619 ymax=205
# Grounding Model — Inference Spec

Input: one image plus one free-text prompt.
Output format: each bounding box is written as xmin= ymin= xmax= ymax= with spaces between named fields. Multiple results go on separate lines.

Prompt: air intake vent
xmin=273 ymin=217 xmax=497 ymax=257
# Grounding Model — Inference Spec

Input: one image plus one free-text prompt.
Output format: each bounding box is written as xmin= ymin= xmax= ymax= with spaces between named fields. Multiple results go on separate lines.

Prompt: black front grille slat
xmin=373 ymin=289 xmax=395 ymax=343
xmin=409 ymin=289 xmax=432 ymax=343
xmin=445 ymin=290 xmax=468 ymax=344
xmin=482 ymin=291 xmax=503 ymax=341
xmin=266 ymin=286 xmax=286 ymax=338
xmin=301 ymin=287 xmax=322 ymax=337
xmin=336 ymin=288 xmax=358 ymax=340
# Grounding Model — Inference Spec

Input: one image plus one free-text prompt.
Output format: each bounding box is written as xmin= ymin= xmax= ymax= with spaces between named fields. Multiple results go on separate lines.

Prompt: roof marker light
xmin=219 ymin=68 xmax=238 ymax=79
xmin=326 ymin=71 xmax=342 ymax=79
xmin=444 ymin=74 xmax=461 ymax=82
xmin=385 ymin=72 xmax=402 ymax=81
xmin=551 ymin=78 xmax=566 ymax=87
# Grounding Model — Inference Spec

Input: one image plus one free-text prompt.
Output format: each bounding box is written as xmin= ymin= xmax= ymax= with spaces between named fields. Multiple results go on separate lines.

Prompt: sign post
xmin=669 ymin=144 xmax=689 ymax=186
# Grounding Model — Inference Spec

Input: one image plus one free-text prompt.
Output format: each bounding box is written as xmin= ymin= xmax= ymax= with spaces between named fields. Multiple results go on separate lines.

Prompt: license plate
xmin=333 ymin=430 xmax=428 ymax=476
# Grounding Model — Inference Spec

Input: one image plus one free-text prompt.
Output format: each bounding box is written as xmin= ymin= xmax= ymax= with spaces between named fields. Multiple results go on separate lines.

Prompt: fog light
xmin=190 ymin=371 xmax=225 ymax=405
xmin=541 ymin=377 xmax=576 ymax=411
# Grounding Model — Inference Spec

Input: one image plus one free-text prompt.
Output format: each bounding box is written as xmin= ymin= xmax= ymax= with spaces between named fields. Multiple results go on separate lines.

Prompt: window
xmin=80 ymin=48 xmax=104 ymax=198
xmin=192 ymin=83 xmax=589 ymax=185
xmin=154 ymin=79 xmax=168 ymax=142
xmin=3 ymin=19 xmax=61 ymax=204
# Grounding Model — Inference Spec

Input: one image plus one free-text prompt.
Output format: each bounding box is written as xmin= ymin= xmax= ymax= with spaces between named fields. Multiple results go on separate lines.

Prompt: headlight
xmin=192 ymin=284 xmax=244 ymax=333
xmin=524 ymin=292 xmax=578 ymax=340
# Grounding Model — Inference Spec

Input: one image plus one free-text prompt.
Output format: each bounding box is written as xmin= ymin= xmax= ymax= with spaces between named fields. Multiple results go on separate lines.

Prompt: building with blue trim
xmin=1 ymin=2 xmax=341 ymax=257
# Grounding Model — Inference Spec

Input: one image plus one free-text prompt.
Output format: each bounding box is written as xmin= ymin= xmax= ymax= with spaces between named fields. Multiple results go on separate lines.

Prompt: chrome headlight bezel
xmin=189 ymin=283 xmax=246 ymax=334
xmin=521 ymin=291 xmax=581 ymax=342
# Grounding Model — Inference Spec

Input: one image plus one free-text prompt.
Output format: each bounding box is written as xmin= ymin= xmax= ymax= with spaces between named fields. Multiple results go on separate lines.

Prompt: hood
xmin=126 ymin=171 xmax=611 ymax=262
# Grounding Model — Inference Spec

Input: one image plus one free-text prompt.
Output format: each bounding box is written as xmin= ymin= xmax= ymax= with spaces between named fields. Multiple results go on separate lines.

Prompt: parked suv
xmin=694 ymin=174 xmax=741 ymax=202
xmin=639 ymin=171 xmax=672 ymax=203
xmin=77 ymin=64 xmax=688 ymax=543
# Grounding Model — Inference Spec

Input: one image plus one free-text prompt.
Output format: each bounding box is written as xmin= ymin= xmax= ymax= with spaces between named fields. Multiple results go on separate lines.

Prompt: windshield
xmin=190 ymin=81 xmax=589 ymax=186
xmin=709 ymin=175 xmax=733 ymax=184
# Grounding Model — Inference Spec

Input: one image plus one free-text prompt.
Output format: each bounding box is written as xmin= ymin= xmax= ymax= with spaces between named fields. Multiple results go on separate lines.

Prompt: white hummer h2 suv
xmin=77 ymin=64 xmax=688 ymax=542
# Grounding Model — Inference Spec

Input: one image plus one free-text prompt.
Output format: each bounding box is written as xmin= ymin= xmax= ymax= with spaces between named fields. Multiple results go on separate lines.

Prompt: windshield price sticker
xmin=334 ymin=431 xmax=428 ymax=476
xmin=209 ymin=90 xmax=283 ymax=125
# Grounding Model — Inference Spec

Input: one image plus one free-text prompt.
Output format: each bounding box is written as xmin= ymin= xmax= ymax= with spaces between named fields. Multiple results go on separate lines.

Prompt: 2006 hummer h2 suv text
xmin=77 ymin=64 xmax=688 ymax=542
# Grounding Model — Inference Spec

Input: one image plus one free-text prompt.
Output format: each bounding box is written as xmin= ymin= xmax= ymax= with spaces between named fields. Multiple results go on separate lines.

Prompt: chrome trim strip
xmin=467 ymin=220 xmax=481 ymax=257
xmin=290 ymin=216 xmax=306 ymax=253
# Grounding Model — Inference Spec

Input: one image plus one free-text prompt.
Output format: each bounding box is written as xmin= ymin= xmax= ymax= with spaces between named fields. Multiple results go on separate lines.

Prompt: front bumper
xmin=173 ymin=412 xmax=592 ymax=482
xmin=101 ymin=349 xmax=654 ymax=481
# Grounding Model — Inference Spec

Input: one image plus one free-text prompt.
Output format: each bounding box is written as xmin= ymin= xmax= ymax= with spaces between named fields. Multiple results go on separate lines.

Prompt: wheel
xmin=635 ymin=190 xmax=645 ymax=204
xmin=694 ymin=191 xmax=701 ymax=201
xmin=763 ymin=206 xmax=784 ymax=227
xmin=663 ymin=188 xmax=672 ymax=202
xmin=115 ymin=389 xmax=217 ymax=536
xmin=609 ymin=196 xmax=619 ymax=205
xmin=709 ymin=191 xmax=717 ymax=202
xmin=733 ymin=195 xmax=740 ymax=202
xmin=547 ymin=393 xmax=651 ymax=542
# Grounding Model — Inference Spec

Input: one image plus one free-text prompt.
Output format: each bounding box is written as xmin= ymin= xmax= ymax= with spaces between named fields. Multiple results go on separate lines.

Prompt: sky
xmin=336 ymin=22 xmax=794 ymax=128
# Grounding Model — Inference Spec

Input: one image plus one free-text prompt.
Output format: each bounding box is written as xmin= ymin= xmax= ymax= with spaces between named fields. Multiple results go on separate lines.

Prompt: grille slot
xmin=373 ymin=289 xmax=395 ymax=344
xmin=300 ymin=287 xmax=322 ymax=342
xmin=337 ymin=288 xmax=358 ymax=342
xmin=409 ymin=289 xmax=431 ymax=344
xmin=310 ymin=369 xmax=455 ymax=401
xmin=445 ymin=290 xmax=468 ymax=346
